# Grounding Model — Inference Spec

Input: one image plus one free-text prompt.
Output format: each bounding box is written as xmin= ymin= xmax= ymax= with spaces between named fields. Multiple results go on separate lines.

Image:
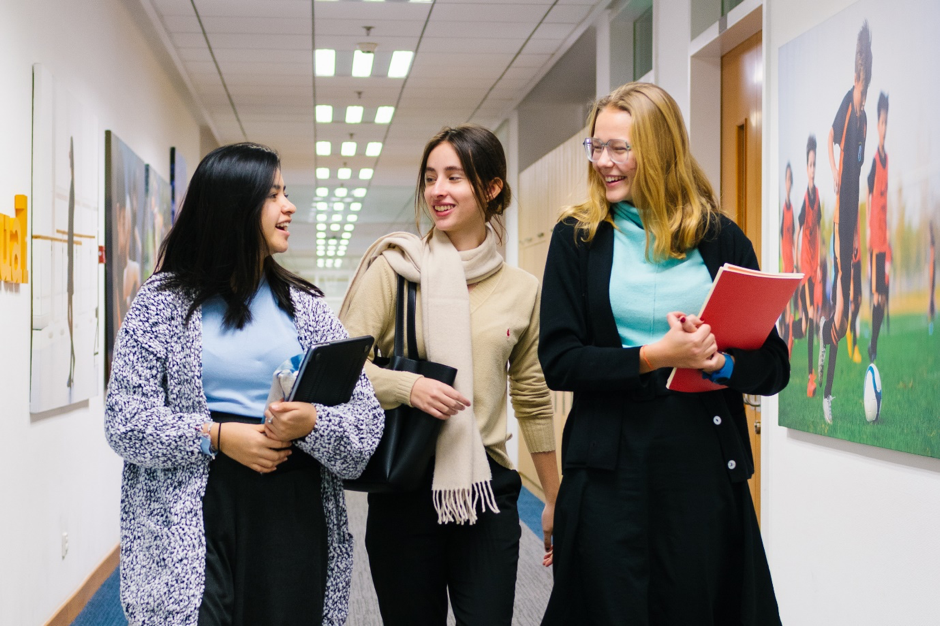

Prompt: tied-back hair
xmin=561 ymin=82 xmax=720 ymax=261
xmin=156 ymin=142 xmax=321 ymax=329
xmin=415 ymin=124 xmax=512 ymax=242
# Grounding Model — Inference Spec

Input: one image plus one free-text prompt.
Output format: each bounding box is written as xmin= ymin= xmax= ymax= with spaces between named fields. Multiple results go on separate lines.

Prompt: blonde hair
xmin=561 ymin=82 xmax=720 ymax=261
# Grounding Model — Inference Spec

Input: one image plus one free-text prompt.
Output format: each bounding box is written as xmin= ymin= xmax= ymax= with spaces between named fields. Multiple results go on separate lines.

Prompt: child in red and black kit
xmin=819 ymin=20 xmax=872 ymax=423
xmin=798 ymin=138 xmax=822 ymax=397
xmin=866 ymin=92 xmax=890 ymax=361
xmin=780 ymin=162 xmax=797 ymax=353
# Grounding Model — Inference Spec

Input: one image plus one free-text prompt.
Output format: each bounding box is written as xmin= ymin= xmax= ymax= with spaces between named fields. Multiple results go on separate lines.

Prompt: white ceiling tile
xmin=183 ymin=0 xmax=312 ymax=19
xmin=177 ymin=47 xmax=213 ymax=62
xmin=312 ymin=2 xmax=432 ymax=21
xmin=210 ymin=48 xmax=312 ymax=63
xmin=543 ymin=4 xmax=593 ymax=23
xmin=313 ymin=19 xmax=425 ymax=37
xmin=428 ymin=4 xmax=544 ymax=22
xmin=203 ymin=33 xmax=311 ymax=50
xmin=510 ymin=53 xmax=552 ymax=68
xmin=161 ymin=15 xmax=202 ymax=33
xmin=152 ymin=0 xmax=193 ymax=17
xmin=520 ymin=38 xmax=561 ymax=54
xmin=418 ymin=37 xmax=523 ymax=53
xmin=425 ymin=21 xmax=540 ymax=39
xmin=199 ymin=16 xmax=313 ymax=35
xmin=530 ymin=21 xmax=579 ymax=39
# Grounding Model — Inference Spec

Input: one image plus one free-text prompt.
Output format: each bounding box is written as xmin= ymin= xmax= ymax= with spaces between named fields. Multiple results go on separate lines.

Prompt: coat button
xmin=727 ymin=460 xmax=737 ymax=470
xmin=713 ymin=415 xmax=722 ymax=425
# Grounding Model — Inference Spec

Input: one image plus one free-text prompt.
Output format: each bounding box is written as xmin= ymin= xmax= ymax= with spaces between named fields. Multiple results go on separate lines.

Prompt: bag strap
xmin=406 ymin=278 xmax=418 ymax=359
xmin=394 ymin=274 xmax=406 ymax=358
xmin=393 ymin=274 xmax=419 ymax=359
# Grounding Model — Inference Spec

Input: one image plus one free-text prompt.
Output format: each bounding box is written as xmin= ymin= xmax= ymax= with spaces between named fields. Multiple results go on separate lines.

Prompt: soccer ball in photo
xmin=863 ymin=364 xmax=882 ymax=423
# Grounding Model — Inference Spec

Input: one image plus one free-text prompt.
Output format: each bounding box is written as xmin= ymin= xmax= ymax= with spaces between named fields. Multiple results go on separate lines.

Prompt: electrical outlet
xmin=61 ymin=532 xmax=69 ymax=559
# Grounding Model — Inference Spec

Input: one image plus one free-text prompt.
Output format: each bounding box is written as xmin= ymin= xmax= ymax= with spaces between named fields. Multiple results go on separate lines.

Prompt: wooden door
xmin=721 ymin=30 xmax=764 ymax=519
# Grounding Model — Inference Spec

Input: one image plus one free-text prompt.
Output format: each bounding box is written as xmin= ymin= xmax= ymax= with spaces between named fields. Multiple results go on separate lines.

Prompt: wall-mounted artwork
xmin=170 ymin=146 xmax=187 ymax=223
xmin=105 ymin=131 xmax=146 ymax=378
xmin=144 ymin=165 xmax=172 ymax=282
xmin=777 ymin=0 xmax=940 ymax=457
xmin=30 ymin=65 xmax=100 ymax=413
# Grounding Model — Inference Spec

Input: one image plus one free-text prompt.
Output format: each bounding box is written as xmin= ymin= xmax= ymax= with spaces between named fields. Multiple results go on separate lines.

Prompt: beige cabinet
xmin=514 ymin=130 xmax=587 ymax=499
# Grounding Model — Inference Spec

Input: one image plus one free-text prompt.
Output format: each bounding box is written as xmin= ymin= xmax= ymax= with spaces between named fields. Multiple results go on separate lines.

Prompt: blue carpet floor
xmin=70 ymin=487 xmax=547 ymax=625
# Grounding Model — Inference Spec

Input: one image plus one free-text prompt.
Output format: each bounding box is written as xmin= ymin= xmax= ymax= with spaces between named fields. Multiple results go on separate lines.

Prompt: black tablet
xmin=287 ymin=335 xmax=375 ymax=406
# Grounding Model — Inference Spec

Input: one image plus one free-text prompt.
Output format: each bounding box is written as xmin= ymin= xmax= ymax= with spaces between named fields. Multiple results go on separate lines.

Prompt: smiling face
xmin=807 ymin=150 xmax=816 ymax=189
xmin=260 ymin=170 xmax=295 ymax=255
xmin=423 ymin=141 xmax=489 ymax=249
xmin=592 ymin=106 xmax=638 ymax=205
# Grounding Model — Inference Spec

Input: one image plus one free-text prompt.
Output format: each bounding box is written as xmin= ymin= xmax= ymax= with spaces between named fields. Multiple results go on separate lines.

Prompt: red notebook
xmin=666 ymin=264 xmax=804 ymax=393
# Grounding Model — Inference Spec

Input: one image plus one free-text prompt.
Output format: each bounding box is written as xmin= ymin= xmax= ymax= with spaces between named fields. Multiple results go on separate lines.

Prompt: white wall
xmin=0 ymin=0 xmax=202 ymax=623
xmin=763 ymin=0 xmax=940 ymax=623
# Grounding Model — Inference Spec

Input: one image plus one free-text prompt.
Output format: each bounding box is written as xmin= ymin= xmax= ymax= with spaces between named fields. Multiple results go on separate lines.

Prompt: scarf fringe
xmin=432 ymin=480 xmax=500 ymax=525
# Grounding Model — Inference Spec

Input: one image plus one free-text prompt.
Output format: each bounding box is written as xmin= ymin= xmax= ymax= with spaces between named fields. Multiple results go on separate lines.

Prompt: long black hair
xmin=157 ymin=142 xmax=321 ymax=329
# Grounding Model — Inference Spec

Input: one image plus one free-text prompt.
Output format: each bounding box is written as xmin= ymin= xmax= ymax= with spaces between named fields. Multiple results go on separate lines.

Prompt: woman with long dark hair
xmin=105 ymin=142 xmax=384 ymax=625
xmin=339 ymin=124 xmax=559 ymax=625
xmin=538 ymin=83 xmax=787 ymax=625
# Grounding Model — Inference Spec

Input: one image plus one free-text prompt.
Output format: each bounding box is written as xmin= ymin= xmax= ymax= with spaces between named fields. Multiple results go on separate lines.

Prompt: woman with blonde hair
xmin=538 ymin=82 xmax=787 ymax=625
xmin=340 ymin=124 xmax=559 ymax=625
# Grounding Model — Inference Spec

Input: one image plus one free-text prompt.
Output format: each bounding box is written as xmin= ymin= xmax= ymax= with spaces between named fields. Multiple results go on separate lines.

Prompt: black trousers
xmin=198 ymin=413 xmax=328 ymax=626
xmin=365 ymin=455 xmax=522 ymax=626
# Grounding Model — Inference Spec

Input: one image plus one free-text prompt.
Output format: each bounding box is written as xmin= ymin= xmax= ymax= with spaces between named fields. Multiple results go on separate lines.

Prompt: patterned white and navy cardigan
xmin=105 ymin=274 xmax=384 ymax=626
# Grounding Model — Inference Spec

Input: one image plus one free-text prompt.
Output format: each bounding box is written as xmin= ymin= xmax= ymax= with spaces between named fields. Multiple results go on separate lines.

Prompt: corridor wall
xmin=0 ymin=0 xmax=202 ymax=622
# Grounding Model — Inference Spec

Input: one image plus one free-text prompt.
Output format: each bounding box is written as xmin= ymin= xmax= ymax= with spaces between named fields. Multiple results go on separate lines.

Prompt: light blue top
xmin=609 ymin=202 xmax=712 ymax=348
xmin=202 ymin=280 xmax=304 ymax=419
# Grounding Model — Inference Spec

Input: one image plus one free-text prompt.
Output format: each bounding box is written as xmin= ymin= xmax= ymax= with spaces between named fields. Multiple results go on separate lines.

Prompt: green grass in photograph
xmin=778 ymin=313 xmax=940 ymax=458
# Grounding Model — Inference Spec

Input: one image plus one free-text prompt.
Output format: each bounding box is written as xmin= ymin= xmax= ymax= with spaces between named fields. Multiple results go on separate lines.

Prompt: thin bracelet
xmin=217 ymin=423 xmax=223 ymax=454
xmin=640 ymin=345 xmax=654 ymax=371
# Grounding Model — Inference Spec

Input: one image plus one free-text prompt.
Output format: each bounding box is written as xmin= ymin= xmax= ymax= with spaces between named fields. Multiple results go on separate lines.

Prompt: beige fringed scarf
xmin=340 ymin=226 xmax=504 ymax=524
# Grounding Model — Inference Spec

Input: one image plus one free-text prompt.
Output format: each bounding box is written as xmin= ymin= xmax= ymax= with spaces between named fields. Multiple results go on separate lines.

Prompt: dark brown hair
xmin=415 ymin=124 xmax=511 ymax=240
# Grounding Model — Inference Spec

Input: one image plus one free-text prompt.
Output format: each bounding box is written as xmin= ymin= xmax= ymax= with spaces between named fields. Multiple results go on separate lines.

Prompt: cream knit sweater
xmin=340 ymin=256 xmax=555 ymax=469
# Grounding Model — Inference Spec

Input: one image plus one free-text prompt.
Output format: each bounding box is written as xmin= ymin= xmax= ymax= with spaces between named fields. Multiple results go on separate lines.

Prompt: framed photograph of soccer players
xmin=777 ymin=0 xmax=940 ymax=459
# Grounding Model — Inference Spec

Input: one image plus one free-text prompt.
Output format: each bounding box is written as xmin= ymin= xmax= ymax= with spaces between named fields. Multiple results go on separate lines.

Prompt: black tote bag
xmin=345 ymin=274 xmax=457 ymax=493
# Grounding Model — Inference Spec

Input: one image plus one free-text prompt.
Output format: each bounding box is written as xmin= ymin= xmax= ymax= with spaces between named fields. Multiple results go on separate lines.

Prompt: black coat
xmin=538 ymin=214 xmax=788 ymax=625
xmin=538 ymin=215 xmax=790 ymax=480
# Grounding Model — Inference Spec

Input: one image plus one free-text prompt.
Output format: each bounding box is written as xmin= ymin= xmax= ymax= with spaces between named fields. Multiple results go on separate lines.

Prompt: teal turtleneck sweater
xmin=609 ymin=202 xmax=712 ymax=348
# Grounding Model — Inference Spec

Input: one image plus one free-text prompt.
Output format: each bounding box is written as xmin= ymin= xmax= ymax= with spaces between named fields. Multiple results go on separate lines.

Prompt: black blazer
xmin=538 ymin=215 xmax=789 ymax=482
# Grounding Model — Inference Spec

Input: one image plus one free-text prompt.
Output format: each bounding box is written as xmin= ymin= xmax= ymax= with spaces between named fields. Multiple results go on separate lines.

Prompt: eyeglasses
xmin=583 ymin=138 xmax=632 ymax=164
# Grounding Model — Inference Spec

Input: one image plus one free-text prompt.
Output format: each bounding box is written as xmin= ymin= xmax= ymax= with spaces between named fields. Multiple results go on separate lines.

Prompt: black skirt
xmin=543 ymin=392 xmax=780 ymax=626
xmin=198 ymin=412 xmax=328 ymax=626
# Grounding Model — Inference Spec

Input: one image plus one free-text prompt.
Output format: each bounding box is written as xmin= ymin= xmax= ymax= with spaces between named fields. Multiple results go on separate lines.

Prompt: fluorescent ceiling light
xmin=331 ymin=214 xmax=342 ymax=222
xmin=375 ymin=106 xmax=395 ymax=124
xmin=316 ymin=224 xmax=326 ymax=231
xmin=388 ymin=51 xmax=414 ymax=78
xmin=342 ymin=231 xmax=352 ymax=237
xmin=365 ymin=142 xmax=382 ymax=157
xmin=352 ymin=187 xmax=368 ymax=198
xmin=317 ymin=258 xmax=325 ymax=268
xmin=335 ymin=259 xmax=343 ymax=268
xmin=347 ymin=214 xmax=358 ymax=222
xmin=409 ymin=0 xmax=432 ymax=3
xmin=341 ymin=142 xmax=357 ymax=156
xmin=359 ymin=168 xmax=374 ymax=180
xmin=351 ymin=50 xmax=374 ymax=78
xmin=345 ymin=106 xmax=364 ymax=124
xmin=316 ymin=167 xmax=330 ymax=179
xmin=315 ymin=105 xmax=333 ymax=123
xmin=350 ymin=202 xmax=362 ymax=211
xmin=330 ymin=224 xmax=340 ymax=231
xmin=317 ymin=214 xmax=327 ymax=222
xmin=335 ymin=188 xmax=348 ymax=197
xmin=315 ymin=50 xmax=335 ymax=76
xmin=333 ymin=202 xmax=344 ymax=211
xmin=316 ymin=232 xmax=325 ymax=239
xmin=317 ymin=202 xmax=328 ymax=211
xmin=316 ymin=187 xmax=328 ymax=197
xmin=338 ymin=168 xmax=352 ymax=180
xmin=316 ymin=141 xmax=331 ymax=156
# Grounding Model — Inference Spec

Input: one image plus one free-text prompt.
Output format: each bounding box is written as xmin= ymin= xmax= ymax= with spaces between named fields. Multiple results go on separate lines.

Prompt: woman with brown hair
xmin=538 ymin=83 xmax=787 ymax=625
xmin=340 ymin=124 xmax=559 ymax=625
